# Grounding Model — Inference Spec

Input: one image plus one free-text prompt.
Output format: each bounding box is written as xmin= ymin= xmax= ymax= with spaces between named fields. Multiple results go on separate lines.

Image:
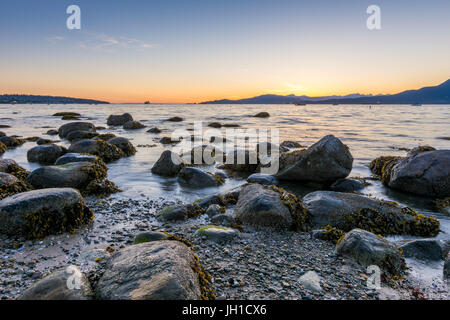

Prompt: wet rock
xmin=158 ymin=205 xmax=188 ymax=222
xmin=55 ymin=153 xmax=99 ymax=165
xmin=0 ymin=141 xmax=6 ymax=155
xmin=247 ymin=173 xmax=278 ymax=186
xmin=399 ymin=239 xmax=445 ymax=261
xmin=0 ymin=159 xmax=29 ymax=180
xmin=280 ymin=141 xmax=303 ymax=149
xmin=19 ymin=267 xmax=93 ymax=300
xmin=386 ymin=150 xmax=450 ymax=198
xmin=36 ymin=137 xmax=53 ymax=145
xmin=26 ymin=161 xmax=107 ymax=190
xmin=195 ymin=195 xmax=225 ymax=209
xmin=134 ymin=231 xmax=169 ymax=244
xmin=0 ymin=188 xmax=93 ymax=239
xmin=27 ymin=144 xmax=66 ymax=165
xmin=108 ymin=137 xmax=136 ymax=156
xmin=165 ymin=116 xmax=184 ymax=122
xmin=123 ymin=120 xmax=146 ymax=130
xmin=336 ymin=229 xmax=406 ymax=277
xmin=96 ymin=241 xmax=201 ymax=300
xmin=177 ymin=167 xmax=223 ymax=188
xmin=195 ymin=226 xmax=238 ymax=242
xmin=46 ymin=129 xmax=58 ymax=135
xmin=0 ymin=136 xmax=25 ymax=148
xmin=151 ymin=150 xmax=183 ymax=177
xmin=276 ymin=135 xmax=353 ymax=184
xmin=302 ymin=191 xmax=440 ymax=237
xmin=369 ymin=156 xmax=402 ymax=177
xmin=210 ymin=213 xmax=235 ymax=227
xmin=107 ymin=113 xmax=133 ymax=126
xmin=58 ymin=122 xmax=96 ymax=139
xmin=330 ymin=178 xmax=365 ymax=192
xmin=0 ymin=173 xmax=30 ymax=200
xmin=147 ymin=127 xmax=162 ymax=133
xmin=253 ymin=112 xmax=270 ymax=118
xmin=68 ymin=139 xmax=125 ymax=163
xmin=205 ymin=204 xmax=224 ymax=217
xmin=66 ymin=130 xmax=99 ymax=141
xmin=94 ymin=133 xmax=116 ymax=140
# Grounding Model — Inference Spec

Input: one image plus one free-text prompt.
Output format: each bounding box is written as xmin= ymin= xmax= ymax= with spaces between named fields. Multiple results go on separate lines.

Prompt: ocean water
xmin=1 ymin=103 xmax=449 ymax=241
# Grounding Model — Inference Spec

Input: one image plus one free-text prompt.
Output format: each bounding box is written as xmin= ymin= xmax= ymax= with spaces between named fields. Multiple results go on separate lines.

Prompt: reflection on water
xmin=0 ymin=103 xmax=449 ymax=238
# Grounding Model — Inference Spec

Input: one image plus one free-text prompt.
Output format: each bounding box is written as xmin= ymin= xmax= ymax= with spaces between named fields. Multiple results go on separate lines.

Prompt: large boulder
xmin=19 ymin=267 xmax=93 ymax=300
xmin=302 ymin=191 xmax=440 ymax=237
xmin=107 ymin=137 xmax=136 ymax=156
xmin=385 ymin=150 xmax=450 ymax=198
xmin=68 ymin=139 xmax=125 ymax=163
xmin=336 ymin=229 xmax=406 ymax=277
xmin=96 ymin=241 xmax=202 ymax=300
xmin=276 ymin=135 xmax=353 ymax=184
xmin=151 ymin=150 xmax=184 ymax=177
xmin=234 ymin=184 xmax=308 ymax=230
xmin=0 ymin=188 xmax=93 ymax=239
xmin=58 ymin=122 xmax=96 ymax=139
xmin=55 ymin=153 xmax=99 ymax=165
xmin=0 ymin=159 xmax=29 ymax=180
xmin=107 ymin=113 xmax=133 ymax=126
xmin=27 ymin=144 xmax=66 ymax=165
xmin=177 ymin=167 xmax=223 ymax=188
xmin=26 ymin=161 xmax=107 ymax=190
xmin=0 ymin=173 xmax=30 ymax=200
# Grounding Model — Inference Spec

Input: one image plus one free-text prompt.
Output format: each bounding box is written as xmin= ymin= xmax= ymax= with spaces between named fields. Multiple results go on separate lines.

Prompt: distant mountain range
xmin=0 ymin=94 xmax=109 ymax=104
xmin=202 ymin=79 xmax=450 ymax=105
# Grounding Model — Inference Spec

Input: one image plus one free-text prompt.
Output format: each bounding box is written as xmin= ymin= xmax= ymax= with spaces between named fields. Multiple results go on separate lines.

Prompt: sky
xmin=0 ymin=0 xmax=449 ymax=103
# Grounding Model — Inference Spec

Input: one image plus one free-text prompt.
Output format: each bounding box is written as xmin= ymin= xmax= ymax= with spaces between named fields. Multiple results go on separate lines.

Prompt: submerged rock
xmin=276 ymin=135 xmax=353 ymax=185
xmin=55 ymin=153 xmax=99 ymax=165
xmin=58 ymin=122 xmax=96 ymax=139
xmin=107 ymin=137 xmax=136 ymax=156
xmin=336 ymin=229 xmax=406 ymax=277
xmin=330 ymin=178 xmax=365 ymax=192
xmin=68 ymin=139 xmax=125 ymax=163
xmin=234 ymin=184 xmax=308 ymax=230
xmin=177 ymin=167 xmax=224 ymax=188
xmin=107 ymin=113 xmax=133 ymax=126
xmin=27 ymin=144 xmax=66 ymax=165
xmin=253 ymin=112 xmax=270 ymax=118
xmin=0 ymin=188 xmax=93 ymax=239
xmin=302 ymin=191 xmax=440 ymax=237
xmin=96 ymin=241 xmax=202 ymax=300
xmin=19 ymin=267 xmax=93 ymax=300
xmin=66 ymin=130 xmax=99 ymax=141
xmin=123 ymin=120 xmax=146 ymax=130
xmin=151 ymin=150 xmax=183 ymax=177
xmin=399 ymin=239 xmax=445 ymax=261
xmin=165 ymin=116 xmax=184 ymax=122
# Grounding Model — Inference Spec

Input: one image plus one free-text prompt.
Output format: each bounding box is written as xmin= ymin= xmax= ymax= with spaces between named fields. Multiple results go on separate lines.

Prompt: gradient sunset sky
xmin=1 ymin=0 xmax=449 ymax=103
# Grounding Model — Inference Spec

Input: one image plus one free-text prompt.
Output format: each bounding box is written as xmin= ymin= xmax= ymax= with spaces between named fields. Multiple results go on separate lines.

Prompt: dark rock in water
xmin=0 ymin=141 xmax=6 ymax=155
xmin=302 ymin=191 xmax=440 ymax=237
xmin=234 ymin=184 xmax=308 ymax=230
xmin=134 ymin=231 xmax=169 ymax=244
xmin=407 ymin=145 xmax=436 ymax=157
xmin=52 ymin=112 xmax=81 ymax=117
xmin=96 ymin=241 xmax=201 ymax=300
xmin=399 ymin=239 xmax=445 ymax=261
xmin=0 ymin=188 xmax=93 ymax=239
xmin=55 ymin=153 xmax=99 ymax=165
xmin=107 ymin=113 xmax=133 ymax=126
xmin=27 ymin=144 xmax=66 ymax=165
xmin=195 ymin=226 xmax=238 ymax=242
xmin=221 ymin=150 xmax=259 ymax=173
xmin=19 ymin=267 xmax=93 ymax=300
xmin=330 ymin=178 xmax=365 ymax=192
xmin=94 ymin=133 xmax=116 ymax=140
xmin=36 ymin=137 xmax=53 ymax=145
xmin=24 ymin=136 xmax=39 ymax=142
xmin=0 ymin=172 xmax=30 ymax=200
xmin=147 ymin=127 xmax=162 ymax=133
xmin=165 ymin=116 xmax=184 ymax=122
xmin=58 ymin=122 xmax=96 ymax=139
xmin=123 ymin=120 xmax=146 ymax=130
xmin=26 ymin=161 xmax=107 ymax=190
xmin=247 ymin=173 xmax=278 ymax=186
xmin=61 ymin=115 xmax=80 ymax=120
xmin=386 ymin=150 xmax=450 ymax=198
xmin=151 ymin=150 xmax=183 ymax=177
xmin=46 ymin=129 xmax=58 ymax=135
xmin=0 ymin=159 xmax=29 ymax=180
xmin=108 ymin=137 xmax=136 ymax=156
xmin=66 ymin=130 xmax=99 ymax=141
xmin=0 ymin=136 xmax=25 ymax=148
xmin=444 ymin=253 xmax=450 ymax=280
xmin=336 ymin=229 xmax=406 ymax=277
xmin=158 ymin=205 xmax=189 ymax=222
xmin=253 ymin=112 xmax=270 ymax=118
xmin=159 ymin=136 xmax=180 ymax=144
xmin=208 ymin=122 xmax=222 ymax=128
xmin=177 ymin=167 xmax=223 ymax=188
xmin=68 ymin=139 xmax=125 ymax=163
xmin=276 ymin=135 xmax=353 ymax=184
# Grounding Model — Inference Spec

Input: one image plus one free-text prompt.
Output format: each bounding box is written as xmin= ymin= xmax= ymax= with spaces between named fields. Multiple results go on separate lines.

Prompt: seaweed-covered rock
xmin=276 ymin=135 xmax=353 ymax=184
xmin=107 ymin=137 xmax=136 ymax=156
xmin=66 ymin=130 xmax=99 ymax=141
xmin=195 ymin=226 xmax=238 ymax=242
xmin=107 ymin=113 xmax=133 ymax=126
xmin=96 ymin=241 xmax=201 ymax=300
xmin=68 ymin=139 xmax=125 ymax=163
xmin=195 ymin=195 xmax=225 ymax=209
xmin=0 ymin=173 xmax=30 ymax=200
xmin=336 ymin=229 xmax=406 ymax=277
xmin=19 ymin=267 xmax=93 ymax=300
xmin=55 ymin=153 xmax=99 ymax=165
xmin=330 ymin=178 xmax=365 ymax=192
xmin=134 ymin=231 xmax=169 ymax=244
xmin=123 ymin=120 xmax=146 ymax=130
xmin=0 ymin=188 xmax=93 ymax=239
xmin=407 ymin=146 xmax=436 ymax=157
xmin=36 ymin=138 xmax=53 ymax=145
xmin=151 ymin=150 xmax=183 ymax=177
xmin=0 ymin=136 xmax=25 ymax=148
xmin=58 ymin=122 xmax=96 ymax=139
xmin=399 ymin=239 xmax=445 ymax=261
xmin=0 ymin=159 xmax=29 ymax=180
xmin=247 ymin=173 xmax=278 ymax=186
xmin=177 ymin=167 xmax=223 ymax=188
xmin=386 ymin=150 xmax=450 ymax=198
xmin=311 ymin=226 xmax=345 ymax=244
xmin=303 ymin=191 xmax=440 ymax=237
xmin=26 ymin=161 xmax=107 ymax=190
xmin=27 ymin=144 xmax=66 ymax=165
xmin=158 ymin=203 xmax=206 ymax=222
xmin=0 ymin=141 xmax=6 ymax=155
xmin=234 ymin=184 xmax=308 ymax=230
xmin=369 ymin=156 xmax=402 ymax=177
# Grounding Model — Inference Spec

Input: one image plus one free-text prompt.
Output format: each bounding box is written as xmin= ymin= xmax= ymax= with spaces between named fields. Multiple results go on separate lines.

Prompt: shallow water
xmin=1 ymin=103 xmax=449 ymax=240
